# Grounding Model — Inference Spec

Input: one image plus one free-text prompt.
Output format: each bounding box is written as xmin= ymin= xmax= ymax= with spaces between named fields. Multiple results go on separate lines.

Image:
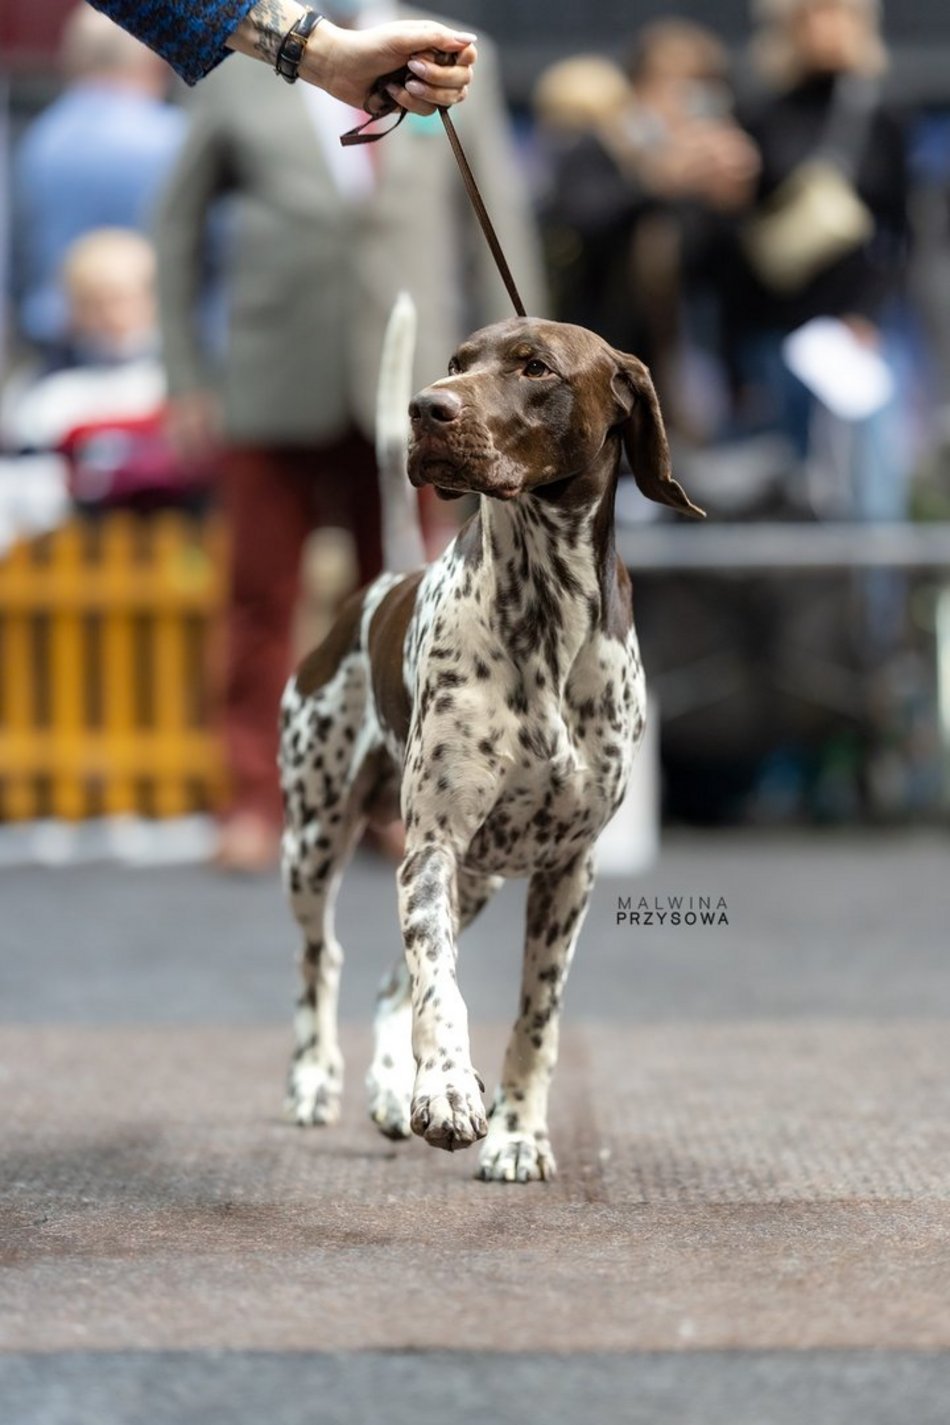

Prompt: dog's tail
xmin=376 ymin=291 xmax=425 ymax=573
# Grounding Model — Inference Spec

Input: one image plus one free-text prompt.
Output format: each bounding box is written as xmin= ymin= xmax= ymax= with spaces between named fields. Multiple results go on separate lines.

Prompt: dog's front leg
xmin=397 ymin=844 xmax=488 ymax=1152
xmin=479 ymin=850 xmax=595 ymax=1183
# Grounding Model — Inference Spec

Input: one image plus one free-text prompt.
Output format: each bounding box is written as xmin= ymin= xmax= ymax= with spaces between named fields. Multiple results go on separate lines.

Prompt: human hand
xmin=693 ymin=124 xmax=761 ymax=211
xmin=651 ymin=121 xmax=759 ymax=210
xmin=302 ymin=20 xmax=477 ymax=115
xmin=164 ymin=390 xmax=222 ymax=465
xmin=843 ymin=314 xmax=881 ymax=348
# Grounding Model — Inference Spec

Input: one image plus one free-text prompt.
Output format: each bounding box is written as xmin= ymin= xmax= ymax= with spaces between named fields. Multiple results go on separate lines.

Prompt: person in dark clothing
xmin=701 ymin=0 xmax=912 ymax=819
xmin=534 ymin=24 xmax=758 ymax=423
xmin=724 ymin=0 xmax=909 ymax=490
xmin=734 ymin=73 xmax=906 ymax=338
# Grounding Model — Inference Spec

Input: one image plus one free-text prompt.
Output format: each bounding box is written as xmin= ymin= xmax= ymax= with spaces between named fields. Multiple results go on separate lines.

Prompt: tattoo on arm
xmin=244 ymin=0 xmax=305 ymax=63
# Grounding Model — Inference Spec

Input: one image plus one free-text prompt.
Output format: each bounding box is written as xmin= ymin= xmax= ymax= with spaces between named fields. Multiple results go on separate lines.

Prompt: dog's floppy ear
xmin=611 ymin=353 xmax=705 ymax=519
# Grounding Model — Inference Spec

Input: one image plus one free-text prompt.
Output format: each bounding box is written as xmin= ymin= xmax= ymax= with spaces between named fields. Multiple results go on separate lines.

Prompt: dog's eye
xmin=522 ymin=358 xmax=550 ymax=378
xmin=447 ymin=358 xmax=461 ymax=376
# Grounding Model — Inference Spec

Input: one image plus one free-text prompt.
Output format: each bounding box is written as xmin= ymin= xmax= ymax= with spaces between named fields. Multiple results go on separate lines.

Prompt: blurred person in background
xmin=11 ymin=4 xmax=186 ymax=350
xmin=155 ymin=4 xmax=544 ymax=872
xmin=531 ymin=54 xmax=631 ymax=181
xmin=531 ymin=55 xmax=632 ymax=331
xmin=644 ymin=0 xmax=913 ymax=826
xmin=723 ymin=0 xmax=910 ymax=530
xmin=534 ymin=23 xmax=758 ymax=427
xmin=2 ymin=228 xmax=162 ymax=451
xmin=1 ymin=228 xmax=212 ymax=508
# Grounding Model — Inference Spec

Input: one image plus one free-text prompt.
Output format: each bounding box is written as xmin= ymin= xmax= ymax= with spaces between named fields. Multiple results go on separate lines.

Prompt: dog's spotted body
xmin=279 ymin=318 xmax=702 ymax=1181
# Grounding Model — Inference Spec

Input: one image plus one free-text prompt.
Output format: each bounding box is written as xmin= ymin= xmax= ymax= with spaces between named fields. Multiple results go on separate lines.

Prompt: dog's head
xmin=407 ymin=317 xmax=703 ymax=516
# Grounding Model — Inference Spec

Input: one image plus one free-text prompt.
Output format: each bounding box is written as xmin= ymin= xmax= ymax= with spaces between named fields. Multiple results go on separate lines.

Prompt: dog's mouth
xmin=413 ymin=453 xmax=461 ymax=485
xmin=408 ymin=436 xmax=519 ymax=501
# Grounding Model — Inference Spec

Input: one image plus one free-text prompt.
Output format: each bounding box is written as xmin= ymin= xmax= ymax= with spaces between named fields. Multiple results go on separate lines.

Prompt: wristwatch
xmin=275 ymin=10 xmax=324 ymax=85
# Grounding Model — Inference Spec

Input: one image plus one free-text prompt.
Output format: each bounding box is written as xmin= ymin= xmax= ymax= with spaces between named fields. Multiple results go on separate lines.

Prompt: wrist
xmin=274 ymin=9 xmax=324 ymax=84
xmin=298 ymin=17 xmax=341 ymax=93
xmin=227 ymin=0 xmax=307 ymax=65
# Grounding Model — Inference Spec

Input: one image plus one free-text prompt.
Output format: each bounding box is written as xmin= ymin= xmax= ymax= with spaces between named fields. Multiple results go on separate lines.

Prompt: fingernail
xmin=407 ymin=58 xmax=427 ymax=77
xmin=406 ymin=79 xmax=426 ymax=95
xmin=454 ymin=32 xmax=477 ymax=42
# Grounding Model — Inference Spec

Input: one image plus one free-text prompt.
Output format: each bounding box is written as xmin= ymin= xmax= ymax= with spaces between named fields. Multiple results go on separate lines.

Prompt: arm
xmin=153 ymin=101 xmax=231 ymax=456
xmin=228 ymin=3 xmax=476 ymax=115
xmin=848 ymin=107 xmax=911 ymax=324
xmin=88 ymin=0 xmax=476 ymax=109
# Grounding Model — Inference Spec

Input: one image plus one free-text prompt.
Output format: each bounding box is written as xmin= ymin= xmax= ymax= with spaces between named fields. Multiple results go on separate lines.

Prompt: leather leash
xmin=340 ymin=54 xmax=528 ymax=318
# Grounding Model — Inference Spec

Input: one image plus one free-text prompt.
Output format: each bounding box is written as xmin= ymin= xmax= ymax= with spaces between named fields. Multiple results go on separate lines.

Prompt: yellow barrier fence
xmin=0 ymin=512 xmax=229 ymax=821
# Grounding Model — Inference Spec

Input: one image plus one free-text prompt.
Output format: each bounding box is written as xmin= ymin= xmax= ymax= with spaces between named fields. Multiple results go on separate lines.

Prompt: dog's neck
xmin=464 ymin=437 xmax=624 ymax=691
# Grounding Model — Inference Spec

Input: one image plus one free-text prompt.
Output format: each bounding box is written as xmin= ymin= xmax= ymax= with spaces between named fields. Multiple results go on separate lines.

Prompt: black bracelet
xmin=275 ymin=10 xmax=323 ymax=85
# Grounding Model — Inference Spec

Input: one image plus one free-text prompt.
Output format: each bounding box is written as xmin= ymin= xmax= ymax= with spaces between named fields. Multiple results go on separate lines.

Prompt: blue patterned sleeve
xmin=87 ymin=0 xmax=258 ymax=85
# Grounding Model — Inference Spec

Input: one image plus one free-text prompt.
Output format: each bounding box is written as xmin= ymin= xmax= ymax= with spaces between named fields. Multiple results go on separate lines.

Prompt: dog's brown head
xmin=407 ymin=317 xmax=704 ymax=517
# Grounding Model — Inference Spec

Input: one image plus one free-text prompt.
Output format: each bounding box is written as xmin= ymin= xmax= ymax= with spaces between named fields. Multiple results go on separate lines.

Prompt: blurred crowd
xmin=2 ymin=0 xmax=950 ymax=852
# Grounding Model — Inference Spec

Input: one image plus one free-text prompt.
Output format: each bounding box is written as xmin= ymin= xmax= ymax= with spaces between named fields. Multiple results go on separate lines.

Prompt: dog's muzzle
xmin=407 ymin=391 xmax=465 ymax=489
xmin=408 ymin=391 xmax=517 ymax=499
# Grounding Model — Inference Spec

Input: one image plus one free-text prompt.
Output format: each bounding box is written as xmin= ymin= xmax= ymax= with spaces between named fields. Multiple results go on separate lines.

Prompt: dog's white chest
xmin=395 ymin=509 xmax=647 ymax=877
xmin=461 ymin=640 xmax=645 ymax=876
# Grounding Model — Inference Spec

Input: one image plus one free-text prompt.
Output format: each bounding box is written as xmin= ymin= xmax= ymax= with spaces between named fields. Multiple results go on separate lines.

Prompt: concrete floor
xmin=2 ymin=829 xmax=949 ymax=1421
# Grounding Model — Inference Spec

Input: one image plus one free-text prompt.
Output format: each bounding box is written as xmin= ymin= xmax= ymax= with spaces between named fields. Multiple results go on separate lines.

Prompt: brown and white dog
xmin=279 ymin=310 xmax=702 ymax=1182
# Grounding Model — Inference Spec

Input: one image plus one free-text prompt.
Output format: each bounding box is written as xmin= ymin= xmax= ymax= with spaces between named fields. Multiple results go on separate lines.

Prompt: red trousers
xmin=220 ymin=431 xmax=382 ymax=827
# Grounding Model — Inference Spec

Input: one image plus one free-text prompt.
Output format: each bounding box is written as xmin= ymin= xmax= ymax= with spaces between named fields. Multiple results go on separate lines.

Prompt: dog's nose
xmin=409 ymin=389 xmax=462 ymax=425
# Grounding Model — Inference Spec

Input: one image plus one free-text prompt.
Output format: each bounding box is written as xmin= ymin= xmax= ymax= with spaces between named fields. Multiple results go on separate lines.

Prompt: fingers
xmin=385 ymin=83 xmax=473 ymax=118
xmin=412 ymin=82 xmax=470 ymax=110
xmin=389 ymin=77 xmax=471 ymax=113
xmin=396 ymin=24 xmax=477 ymax=55
xmin=384 ymin=48 xmax=473 ymax=113
xmin=393 ymin=46 xmax=474 ymax=111
xmin=386 ymin=83 xmax=436 ymax=117
xmin=418 ymin=42 xmax=478 ymax=69
xmin=381 ymin=27 xmax=476 ymax=107
xmin=407 ymin=54 xmax=473 ymax=89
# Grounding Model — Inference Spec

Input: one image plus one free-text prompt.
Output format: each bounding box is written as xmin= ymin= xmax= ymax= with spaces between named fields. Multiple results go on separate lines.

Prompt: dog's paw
xmin=410 ymin=1072 xmax=488 ymax=1151
xmin=284 ymin=1060 xmax=343 ymax=1127
xmin=367 ymin=1078 xmax=412 ymax=1140
xmin=477 ymin=1131 xmax=556 ymax=1183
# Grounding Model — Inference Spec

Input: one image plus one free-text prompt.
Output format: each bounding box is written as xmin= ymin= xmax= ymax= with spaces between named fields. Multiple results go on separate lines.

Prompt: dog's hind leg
xmin=367 ymin=868 xmax=502 ymax=1140
xmin=282 ymin=837 xmax=355 ymax=1126
xmin=279 ymin=650 xmax=377 ymax=1127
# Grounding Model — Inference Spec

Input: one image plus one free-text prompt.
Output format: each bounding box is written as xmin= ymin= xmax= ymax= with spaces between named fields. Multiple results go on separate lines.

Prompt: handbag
xmin=742 ymin=76 xmax=878 ymax=294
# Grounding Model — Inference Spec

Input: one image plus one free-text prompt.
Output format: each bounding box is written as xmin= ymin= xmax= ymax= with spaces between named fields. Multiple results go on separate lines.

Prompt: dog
xmin=279 ymin=309 xmax=703 ymax=1182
